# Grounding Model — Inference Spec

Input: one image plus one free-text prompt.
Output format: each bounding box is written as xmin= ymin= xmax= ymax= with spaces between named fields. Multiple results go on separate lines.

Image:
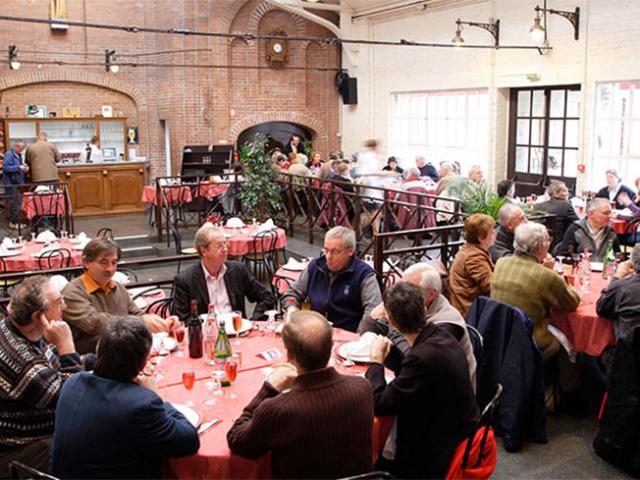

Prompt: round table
xmin=21 ymin=192 xmax=69 ymax=220
xmin=141 ymin=184 xmax=229 ymax=206
xmin=0 ymin=240 xmax=83 ymax=272
xmin=160 ymin=328 xmax=392 ymax=479
xmin=549 ymin=273 xmax=616 ymax=356
xmin=222 ymin=226 xmax=287 ymax=258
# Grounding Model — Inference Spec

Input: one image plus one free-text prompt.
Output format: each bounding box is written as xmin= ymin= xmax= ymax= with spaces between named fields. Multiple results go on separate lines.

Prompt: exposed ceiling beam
xmin=265 ymin=0 xmax=341 ymax=36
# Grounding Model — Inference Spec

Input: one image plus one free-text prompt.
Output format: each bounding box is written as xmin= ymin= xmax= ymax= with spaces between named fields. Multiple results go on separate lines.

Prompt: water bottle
xmin=204 ymin=304 xmax=217 ymax=366
xmin=580 ymin=249 xmax=591 ymax=293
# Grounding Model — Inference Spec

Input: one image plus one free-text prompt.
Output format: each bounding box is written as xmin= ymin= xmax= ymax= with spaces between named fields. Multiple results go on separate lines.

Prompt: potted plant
xmin=236 ymin=134 xmax=282 ymax=221
xmin=449 ymin=179 xmax=507 ymax=220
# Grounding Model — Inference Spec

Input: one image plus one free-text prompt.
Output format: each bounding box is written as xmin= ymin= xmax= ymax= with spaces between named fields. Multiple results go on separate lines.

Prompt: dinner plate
xmin=590 ymin=261 xmax=604 ymax=272
xmin=152 ymin=334 xmax=178 ymax=352
xmin=337 ymin=342 xmax=371 ymax=363
xmin=35 ymin=238 xmax=57 ymax=244
xmin=0 ymin=249 xmax=22 ymax=257
xmin=171 ymin=403 xmax=201 ymax=428
xmin=198 ymin=315 xmax=252 ymax=336
xmin=282 ymin=262 xmax=307 ymax=272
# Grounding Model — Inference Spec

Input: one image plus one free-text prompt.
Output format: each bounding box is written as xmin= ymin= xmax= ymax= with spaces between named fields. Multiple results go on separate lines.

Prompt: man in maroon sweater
xmin=227 ymin=311 xmax=374 ymax=479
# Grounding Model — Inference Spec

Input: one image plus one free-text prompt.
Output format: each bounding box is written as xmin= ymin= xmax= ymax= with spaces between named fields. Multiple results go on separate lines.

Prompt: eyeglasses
xmin=211 ymin=242 xmax=229 ymax=250
xmin=322 ymin=247 xmax=349 ymax=256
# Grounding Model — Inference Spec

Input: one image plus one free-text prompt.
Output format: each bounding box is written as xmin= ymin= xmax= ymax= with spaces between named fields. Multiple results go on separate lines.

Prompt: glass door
xmin=508 ymin=85 xmax=580 ymax=196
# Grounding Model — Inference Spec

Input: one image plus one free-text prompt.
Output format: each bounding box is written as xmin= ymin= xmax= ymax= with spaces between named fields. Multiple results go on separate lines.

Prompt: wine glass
xmin=155 ymin=332 xmax=170 ymax=356
xmin=211 ymin=371 xmax=226 ymax=398
xmin=152 ymin=355 xmax=165 ymax=384
xmin=204 ymin=379 xmax=221 ymax=406
xmin=173 ymin=322 xmax=186 ymax=358
xmin=232 ymin=311 xmax=243 ymax=346
xmin=225 ymin=357 xmax=239 ymax=400
xmin=182 ymin=371 xmax=196 ymax=407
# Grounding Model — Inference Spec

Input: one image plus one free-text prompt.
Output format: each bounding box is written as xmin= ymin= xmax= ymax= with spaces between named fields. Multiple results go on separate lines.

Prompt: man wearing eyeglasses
xmin=283 ymin=226 xmax=382 ymax=332
xmin=0 ymin=275 xmax=82 ymax=474
xmin=173 ymin=225 xmax=274 ymax=322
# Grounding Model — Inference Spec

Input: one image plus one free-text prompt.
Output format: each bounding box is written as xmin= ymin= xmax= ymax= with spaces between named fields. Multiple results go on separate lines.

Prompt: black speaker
xmin=341 ymin=77 xmax=358 ymax=105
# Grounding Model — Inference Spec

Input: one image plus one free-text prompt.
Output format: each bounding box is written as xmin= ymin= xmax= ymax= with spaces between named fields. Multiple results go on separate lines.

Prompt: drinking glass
xmin=155 ymin=332 xmax=170 ymax=356
xmin=173 ymin=322 xmax=186 ymax=358
xmin=204 ymin=379 xmax=221 ymax=406
xmin=225 ymin=357 xmax=238 ymax=400
xmin=232 ymin=311 xmax=243 ymax=346
xmin=182 ymin=371 xmax=196 ymax=407
xmin=211 ymin=371 xmax=226 ymax=397
xmin=152 ymin=355 xmax=165 ymax=384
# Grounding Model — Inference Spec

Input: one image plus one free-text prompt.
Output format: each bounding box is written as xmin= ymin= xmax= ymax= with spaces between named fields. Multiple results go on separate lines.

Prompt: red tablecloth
xmin=21 ymin=192 xmax=69 ymax=220
xmin=549 ymin=274 xmax=615 ymax=356
xmin=142 ymin=184 xmax=229 ymax=206
xmin=223 ymin=227 xmax=287 ymax=257
xmin=272 ymin=266 xmax=307 ymax=295
xmin=161 ymin=328 xmax=392 ymax=479
xmin=0 ymin=241 xmax=83 ymax=272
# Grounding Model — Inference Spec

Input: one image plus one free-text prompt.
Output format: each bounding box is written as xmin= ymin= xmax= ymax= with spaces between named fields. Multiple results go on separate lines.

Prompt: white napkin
xmin=1 ymin=238 xmax=12 ymax=249
xmin=226 ymin=217 xmax=244 ymax=228
xmin=50 ymin=275 xmax=69 ymax=291
xmin=112 ymin=271 xmax=130 ymax=285
xmin=36 ymin=230 xmax=56 ymax=243
xmin=256 ymin=218 xmax=275 ymax=233
xmin=76 ymin=232 xmax=88 ymax=241
xmin=283 ymin=258 xmax=307 ymax=270
xmin=349 ymin=332 xmax=377 ymax=357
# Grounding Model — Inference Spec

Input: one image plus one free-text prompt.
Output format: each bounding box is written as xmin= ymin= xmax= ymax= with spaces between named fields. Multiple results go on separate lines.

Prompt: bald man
xmin=228 ymin=311 xmax=373 ymax=479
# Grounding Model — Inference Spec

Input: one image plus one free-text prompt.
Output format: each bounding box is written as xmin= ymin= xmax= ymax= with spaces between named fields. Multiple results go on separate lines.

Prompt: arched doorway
xmin=236 ymin=121 xmax=312 ymax=153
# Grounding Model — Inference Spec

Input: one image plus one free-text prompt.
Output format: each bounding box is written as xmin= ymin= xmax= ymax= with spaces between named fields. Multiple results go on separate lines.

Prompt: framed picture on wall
xmin=127 ymin=126 xmax=138 ymax=144
xmin=62 ymin=106 xmax=80 ymax=118
xmin=25 ymin=105 xmax=46 ymax=118
xmin=101 ymin=105 xmax=113 ymax=118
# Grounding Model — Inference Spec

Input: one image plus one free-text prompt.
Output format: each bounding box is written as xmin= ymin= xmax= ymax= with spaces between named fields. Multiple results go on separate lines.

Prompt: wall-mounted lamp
xmin=8 ymin=45 xmax=20 ymax=70
xmin=530 ymin=3 xmax=580 ymax=43
xmin=105 ymin=49 xmax=119 ymax=73
xmin=452 ymin=18 xmax=500 ymax=48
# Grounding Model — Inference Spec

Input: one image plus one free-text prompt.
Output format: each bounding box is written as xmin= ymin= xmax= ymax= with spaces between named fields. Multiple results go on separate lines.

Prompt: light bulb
xmin=109 ymin=64 xmax=120 ymax=73
xmin=452 ymin=30 xmax=464 ymax=50
xmin=9 ymin=60 xmax=20 ymax=70
xmin=530 ymin=16 xmax=546 ymax=44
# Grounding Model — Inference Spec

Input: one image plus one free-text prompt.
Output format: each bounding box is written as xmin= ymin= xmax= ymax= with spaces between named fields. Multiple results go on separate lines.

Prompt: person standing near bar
xmin=26 ymin=132 xmax=61 ymax=183
xmin=2 ymin=141 xmax=29 ymax=229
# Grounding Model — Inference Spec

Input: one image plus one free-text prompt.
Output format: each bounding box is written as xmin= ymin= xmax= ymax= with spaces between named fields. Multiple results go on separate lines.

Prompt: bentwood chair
xmin=30 ymin=187 xmax=65 ymax=236
xmin=144 ymin=297 xmax=174 ymax=318
xmin=244 ymin=229 xmax=278 ymax=282
xmin=96 ymin=227 xmax=115 ymax=240
xmin=37 ymin=248 xmax=72 ymax=273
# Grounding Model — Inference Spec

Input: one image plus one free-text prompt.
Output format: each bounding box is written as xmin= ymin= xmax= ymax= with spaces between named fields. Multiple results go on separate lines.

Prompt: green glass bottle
xmin=214 ymin=318 xmax=232 ymax=387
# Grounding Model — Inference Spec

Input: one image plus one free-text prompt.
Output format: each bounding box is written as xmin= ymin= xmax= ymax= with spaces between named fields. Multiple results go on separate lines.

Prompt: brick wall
xmin=0 ymin=0 xmax=341 ymax=178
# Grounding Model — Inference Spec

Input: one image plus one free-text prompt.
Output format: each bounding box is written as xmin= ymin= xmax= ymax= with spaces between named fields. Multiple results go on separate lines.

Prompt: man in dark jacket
xmin=489 ymin=203 xmax=528 ymax=263
xmin=537 ymin=180 xmax=579 ymax=248
xmin=415 ymin=155 xmax=439 ymax=182
xmin=367 ymin=283 xmax=478 ymax=478
xmin=173 ymin=225 xmax=274 ymax=322
xmin=2 ymin=141 xmax=29 ymax=229
xmin=554 ymin=198 xmax=619 ymax=262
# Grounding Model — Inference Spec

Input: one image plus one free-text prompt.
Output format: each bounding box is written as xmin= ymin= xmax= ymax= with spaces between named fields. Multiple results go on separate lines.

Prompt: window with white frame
xmin=592 ymin=81 xmax=640 ymax=190
xmin=389 ymin=90 xmax=489 ymax=174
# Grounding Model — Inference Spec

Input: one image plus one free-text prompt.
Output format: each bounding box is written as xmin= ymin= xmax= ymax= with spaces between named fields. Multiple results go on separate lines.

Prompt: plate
xmin=337 ymin=342 xmax=372 ymax=363
xmin=282 ymin=261 xmax=307 ymax=272
xmin=171 ymin=403 xmax=201 ymax=428
xmin=35 ymin=238 xmax=57 ymax=244
xmin=152 ymin=335 xmax=178 ymax=352
xmin=198 ymin=314 xmax=252 ymax=336
xmin=0 ymin=249 xmax=22 ymax=257
xmin=590 ymin=261 xmax=604 ymax=272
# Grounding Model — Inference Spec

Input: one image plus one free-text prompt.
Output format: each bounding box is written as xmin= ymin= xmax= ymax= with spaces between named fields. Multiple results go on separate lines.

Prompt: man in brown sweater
xmin=227 ymin=311 xmax=374 ymax=479
xmin=62 ymin=239 xmax=173 ymax=354
xmin=25 ymin=132 xmax=61 ymax=182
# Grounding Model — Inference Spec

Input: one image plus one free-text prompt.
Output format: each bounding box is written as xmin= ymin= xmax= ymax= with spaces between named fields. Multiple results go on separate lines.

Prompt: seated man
xmin=51 ymin=316 xmax=199 ymax=479
xmin=415 ymin=155 xmax=439 ymax=182
xmin=366 ymin=283 xmax=478 ymax=479
xmin=173 ymin=224 xmax=273 ymax=322
xmin=0 ymin=276 xmax=82 ymax=474
xmin=468 ymin=164 xmax=485 ymax=184
xmin=554 ymin=197 xmax=619 ymax=262
xmin=489 ymin=203 xmax=528 ymax=263
xmin=597 ymin=243 xmax=640 ymax=343
xmin=537 ymin=180 xmax=579 ymax=248
xmin=362 ymin=263 xmax=476 ymax=387
xmin=63 ymin=239 xmax=172 ymax=354
xmin=283 ymin=226 xmax=382 ymax=332
xmin=227 ymin=311 xmax=373 ymax=479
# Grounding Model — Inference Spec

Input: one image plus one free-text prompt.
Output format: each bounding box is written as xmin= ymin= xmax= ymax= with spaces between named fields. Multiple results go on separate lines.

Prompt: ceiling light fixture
xmin=530 ymin=3 xmax=580 ymax=42
xmin=105 ymin=49 xmax=119 ymax=73
xmin=8 ymin=45 xmax=20 ymax=70
xmin=452 ymin=18 xmax=500 ymax=49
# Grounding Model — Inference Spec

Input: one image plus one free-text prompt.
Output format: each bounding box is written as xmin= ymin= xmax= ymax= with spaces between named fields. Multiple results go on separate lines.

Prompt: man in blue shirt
xmin=2 ymin=142 xmax=29 ymax=229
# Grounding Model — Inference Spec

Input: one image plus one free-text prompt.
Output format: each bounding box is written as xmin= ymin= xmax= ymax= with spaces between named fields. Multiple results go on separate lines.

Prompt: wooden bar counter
xmin=58 ymin=160 xmax=149 ymax=217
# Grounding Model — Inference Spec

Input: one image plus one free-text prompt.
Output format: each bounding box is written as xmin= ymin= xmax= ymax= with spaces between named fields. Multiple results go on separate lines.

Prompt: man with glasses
xmin=283 ymin=226 xmax=382 ymax=332
xmin=0 ymin=275 xmax=82 ymax=474
xmin=554 ymin=197 xmax=619 ymax=262
xmin=173 ymin=224 xmax=273 ymax=322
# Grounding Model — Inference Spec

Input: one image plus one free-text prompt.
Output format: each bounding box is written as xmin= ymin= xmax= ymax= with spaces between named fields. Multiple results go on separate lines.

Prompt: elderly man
xmin=228 ymin=311 xmax=374 ymax=479
xmin=63 ymin=239 xmax=173 ymax=354
xmin=25 ymin=132 xmax=61 ymax=183
xmin=51 ymin=316 xmax=199 ymax=478
xmin=173 ymin=224 xmax=273 ymax=322
xmin=554 ymin=198 xmax=619 ymax=262
xmin=537 ymin=180 xmax=579 ymax=248
xmin=489 ymin=203 xmax=528 ymax=263
xmin=367 ymin=283 xmax=478 ymax=479
xmin=2 ymin=141 xmax=29 ymax=229
xmin=283 ymin=226 xmax=382 ymax=332
xmin=415 ymin=155 xmax=439 ymax=182
xmin=597 ymin=243 xmax=640 ymax=343
xmin=468 ymin=165 xmax=485 ymax=184
xmin=595 ymin=168 xmax=636 ymax=210
xmin=0 ymin=276 xmax=82 ymax=474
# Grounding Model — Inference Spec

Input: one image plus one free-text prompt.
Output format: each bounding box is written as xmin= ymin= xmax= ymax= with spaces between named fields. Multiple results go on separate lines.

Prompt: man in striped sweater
xmin=0 ymin=276 xmax=82 ymax=475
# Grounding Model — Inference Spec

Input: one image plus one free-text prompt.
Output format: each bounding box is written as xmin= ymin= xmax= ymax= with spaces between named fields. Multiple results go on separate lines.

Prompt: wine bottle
xmin=188 ymin=299 xmax=203 ymax=359
xmin=214 ymin=317 xmax=232 ymax=386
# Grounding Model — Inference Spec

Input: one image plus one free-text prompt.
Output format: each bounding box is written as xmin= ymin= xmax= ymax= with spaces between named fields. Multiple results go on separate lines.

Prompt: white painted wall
xmin=340 ymin=0 xmax=640 ymax=193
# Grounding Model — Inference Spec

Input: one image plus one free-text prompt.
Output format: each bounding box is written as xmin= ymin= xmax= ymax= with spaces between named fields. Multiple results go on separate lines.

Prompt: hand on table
xmin=369 ymin=302 xmax=386 ymax=320
xmin=370 ymin=335 xmax=392 ymax=364
xmin=615 ymin=260 xmax=634 ymax=279
xmin=142 ymin=314 xmax=173 ymax=333
xmin=267 ymin=363 xmax=298 ymax=392
xmin=40 ymin=313 xmax=76 ymax=356
xmin=542 ymin=254 xmax=555 ymax=270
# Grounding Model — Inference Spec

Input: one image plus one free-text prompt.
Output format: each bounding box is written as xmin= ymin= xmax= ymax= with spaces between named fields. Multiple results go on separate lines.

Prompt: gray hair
xmin=404 ymin=167 xmax=421 ymax=179
xmin=587 ymin=197 xmax=610 ymax=213
xmin=606 ymin=169 xmax=621 ymax=181
xmin=468 ymin=165 xmax=483 ymax=175
xmin=194 ymin=224 xmax=224 ymax=256
xmin=439 ymin=162 xmax=453 ymax=175
xmin=402 ymin=263 xmax=442 ymax=296
xmin=547 ymin=180 xmax=566 ymax=196
xmin=513 ymin=222 xmax=548 ymax=257
xmin=325 ymin=226 xmax=356 ymax=250
xmin=9 ymin=276 xmax=53 ymax=327
xmin=632 ymin=244 xmax=640 ymax=272
xmin=498 ymin=203 xmax=525 ymax=228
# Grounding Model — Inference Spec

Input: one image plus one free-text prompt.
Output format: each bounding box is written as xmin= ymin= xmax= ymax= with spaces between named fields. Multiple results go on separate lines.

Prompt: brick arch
xmin=0 ymin=70 xmax=146 ymax=108
xmin=249 ymin=2 xmax=307 ymax=36
xmin=230 ymin=112 xmax=326 ymax=143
